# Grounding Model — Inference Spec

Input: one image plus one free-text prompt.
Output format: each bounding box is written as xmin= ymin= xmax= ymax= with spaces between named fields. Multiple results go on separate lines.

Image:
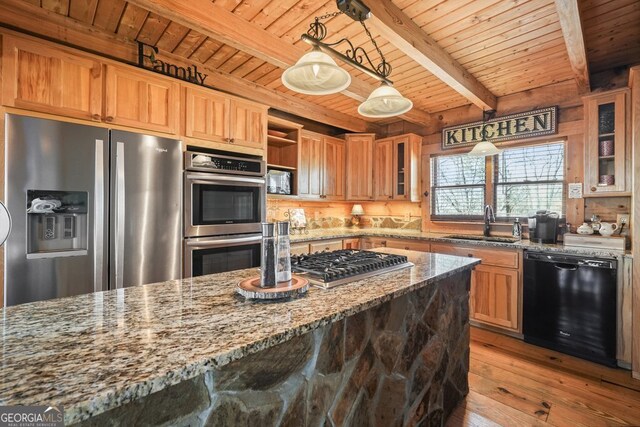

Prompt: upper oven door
xmin=185 ymin=172 xmax=265 ymax=237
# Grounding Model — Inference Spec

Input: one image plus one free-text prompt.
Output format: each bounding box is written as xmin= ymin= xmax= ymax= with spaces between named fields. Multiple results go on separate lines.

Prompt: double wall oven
xmin=183 ymin=150 xmax=266 ymax=278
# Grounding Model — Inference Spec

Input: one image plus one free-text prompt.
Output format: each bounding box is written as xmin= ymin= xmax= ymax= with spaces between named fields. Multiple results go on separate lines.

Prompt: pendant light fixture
xmin=282 ymin=0 xmax=412 ymax=118
xmin=468 ymin=110 xmax=502 ymax=157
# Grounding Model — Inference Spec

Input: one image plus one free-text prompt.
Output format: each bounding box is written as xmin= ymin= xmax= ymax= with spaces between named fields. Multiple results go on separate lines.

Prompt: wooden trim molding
xmin=629 ymin=65 xmax=640 ymax=379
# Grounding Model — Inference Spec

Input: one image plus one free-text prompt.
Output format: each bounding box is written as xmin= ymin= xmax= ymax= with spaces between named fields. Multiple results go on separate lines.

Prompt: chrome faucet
xmin=483 ymin=205 xmax=495 ymax=237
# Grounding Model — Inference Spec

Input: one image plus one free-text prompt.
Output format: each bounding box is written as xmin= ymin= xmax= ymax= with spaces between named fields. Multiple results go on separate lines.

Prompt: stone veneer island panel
xmin=0 ymin=250 xmax=478 ymax=426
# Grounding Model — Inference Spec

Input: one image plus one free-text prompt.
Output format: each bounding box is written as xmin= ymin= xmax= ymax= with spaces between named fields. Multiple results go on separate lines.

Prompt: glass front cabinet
xmin=583 ymin=88 xmax=630 ymax=195
xmin=373 ymin=133 xmax=422 ymax=202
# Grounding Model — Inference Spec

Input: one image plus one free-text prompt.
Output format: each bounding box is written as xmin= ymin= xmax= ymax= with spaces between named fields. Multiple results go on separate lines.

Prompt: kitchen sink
xmin=444 ymin=234 xmax=519 ymax=244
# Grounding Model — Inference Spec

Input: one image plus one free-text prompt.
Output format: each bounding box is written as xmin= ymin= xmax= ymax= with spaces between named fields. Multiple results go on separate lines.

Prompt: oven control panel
xmin=185 ymin=151 xmax=265 ymax=176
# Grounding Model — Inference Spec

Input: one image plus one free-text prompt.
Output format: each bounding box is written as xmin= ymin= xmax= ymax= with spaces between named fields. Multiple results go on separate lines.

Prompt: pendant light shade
xmin=357 ymin=83 xmax=413 ymax=118
xmin=468 ymin=139 xmax=502 ymax=156
xmin=281 ymin=48 xmax=352 ymax=95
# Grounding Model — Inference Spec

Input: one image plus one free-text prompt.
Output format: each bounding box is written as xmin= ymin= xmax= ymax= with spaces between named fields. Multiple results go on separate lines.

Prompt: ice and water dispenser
xmin=26 ymin=190 xmax=88 ymax=258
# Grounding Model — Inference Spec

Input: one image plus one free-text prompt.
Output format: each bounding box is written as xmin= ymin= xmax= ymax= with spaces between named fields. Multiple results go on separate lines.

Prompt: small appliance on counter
xmin=266 ymin=169 xmax=292 ymax=195
xmin=564 ymin=234 xmax=626 ymax=252
xmin=528 ymin=210 xmax=559 ymax=244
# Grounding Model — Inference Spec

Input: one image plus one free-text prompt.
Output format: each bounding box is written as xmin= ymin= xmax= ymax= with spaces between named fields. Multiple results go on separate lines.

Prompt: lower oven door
xmin=185 ymin=172 xmax=265 ymax=237
xmin=184 ymin=234 xmax=262 ymax=278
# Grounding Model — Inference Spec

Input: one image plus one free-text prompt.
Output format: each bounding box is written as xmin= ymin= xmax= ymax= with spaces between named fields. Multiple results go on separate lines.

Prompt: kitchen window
xmin=431 ymin=141 xmax=565 ymax=220
xmin=495 ymin=142 xmax=565 ymax=219
xmin=431 ymin=154 xmax=486 ymax=219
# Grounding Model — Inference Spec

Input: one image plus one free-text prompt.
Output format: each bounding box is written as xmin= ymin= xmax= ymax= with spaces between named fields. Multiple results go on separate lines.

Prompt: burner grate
xmin=291 ymin=249 xmax=412 ymax=287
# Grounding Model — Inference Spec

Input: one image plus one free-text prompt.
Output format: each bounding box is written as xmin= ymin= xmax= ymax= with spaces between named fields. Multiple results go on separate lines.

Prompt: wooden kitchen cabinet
xmin=185 ymin=87 xmax=267 ymax=150
xmin=229 ymin=98 xmax=267 ymax=150
xmin=184 ymin=86 xmax=229 ymax=143
xmin=471 ymin=265 xmax=519 ymax=330
xmin=105 ymin=65 xmax=180 ymax=134
xmin=2 ymin=36 xmax=102 ymax=121
xmin=374 ymin=133 xmax=422 ymax=202
xmin=298 ymin=131 xmax=323 ymax=198
xmin=309 ymin=240 xmax=343 ymax=253
xmin=345 ymin=134 xmax=375 ymax=200
xmin=298 ymin=130 xmax=345 ymax=199
xmin=343 ymin=238 xmax=360 ymax=250
xmin=361 ymin=237 xmax=430 ymax=252
xmin=290 ymin=242 xmax=310 ymax=256
xmin=322 ymin=135 xmax=346 ymax=200
xmin=431 ymin=242 xmax=521 ymax=332
xmin=583 ymin=88 xmax=630 ymax=195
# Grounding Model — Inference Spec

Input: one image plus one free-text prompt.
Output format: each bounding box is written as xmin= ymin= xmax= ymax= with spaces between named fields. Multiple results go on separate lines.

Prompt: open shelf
xmin=267 ymin=163 xmax=297 ymax=171
xmin=598 ymin=155 xmax=615 ymax=160
xmin=598 ymin=132 xmax=615 ymax=138
xmin=267 ymin=135 xmax=297 ymax=146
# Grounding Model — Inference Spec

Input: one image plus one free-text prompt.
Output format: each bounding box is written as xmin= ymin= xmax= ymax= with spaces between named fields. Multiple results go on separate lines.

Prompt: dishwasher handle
xmin=554 ymin=263 xmax=578 ymax=271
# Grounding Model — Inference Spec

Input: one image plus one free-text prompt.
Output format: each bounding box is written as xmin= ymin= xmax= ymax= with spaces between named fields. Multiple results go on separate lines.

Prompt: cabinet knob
xmin=590 ymin=186 xmax=597 ymax=192
xmin=467 ymin=254 xmax=473 ymax=257
xmin=229 ymin=138 xmax=235 ymax=143
xmin=388 ymin=196 xmax=393 ymax=199
xmin=92 ymin=114 xmax=101 ymax=121
xmin=381 ymin=240 xmax=387 ymax=246
xmin=105 ymin=116 xmax=113 ymax=122
xmin=404 ymin=246 xmax=409 ymax=250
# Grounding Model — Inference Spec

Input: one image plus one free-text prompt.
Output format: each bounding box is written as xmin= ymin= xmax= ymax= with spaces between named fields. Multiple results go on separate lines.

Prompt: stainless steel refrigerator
xmin=4 ymin=114 xmax=182 ymax=306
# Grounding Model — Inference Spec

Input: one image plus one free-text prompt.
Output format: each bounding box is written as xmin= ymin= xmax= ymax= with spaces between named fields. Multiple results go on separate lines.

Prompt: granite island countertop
xmin=290 ymin=228 xmax=631 ymax=259
xmin=0 ymin=249 xmax=479 ymax=425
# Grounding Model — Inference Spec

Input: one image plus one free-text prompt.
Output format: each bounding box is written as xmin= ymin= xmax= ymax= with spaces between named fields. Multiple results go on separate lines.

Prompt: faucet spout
xmin=483 ymin=205 xmax=495 ymax=237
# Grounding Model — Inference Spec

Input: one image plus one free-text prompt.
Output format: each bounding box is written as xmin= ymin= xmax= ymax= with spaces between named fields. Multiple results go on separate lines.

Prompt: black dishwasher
xmin=523 ymin=251 xmax=617 ymax=367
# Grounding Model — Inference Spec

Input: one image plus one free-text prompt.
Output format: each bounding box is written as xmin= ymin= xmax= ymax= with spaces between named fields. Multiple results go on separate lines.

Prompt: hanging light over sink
xmin=469 ymin=110 xmax=502 ymax=157
xmin=281 ymin=0 xmax=413 ymax=118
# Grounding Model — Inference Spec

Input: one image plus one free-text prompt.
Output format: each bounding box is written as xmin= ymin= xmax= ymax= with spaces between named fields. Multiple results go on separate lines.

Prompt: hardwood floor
xmin=447 ymin=328 xmax=640 ymax=427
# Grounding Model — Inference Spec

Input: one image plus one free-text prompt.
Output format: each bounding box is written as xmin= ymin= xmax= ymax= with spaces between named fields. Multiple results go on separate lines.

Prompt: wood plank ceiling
xmin=22 ymin=0 xmax=640 ymax=128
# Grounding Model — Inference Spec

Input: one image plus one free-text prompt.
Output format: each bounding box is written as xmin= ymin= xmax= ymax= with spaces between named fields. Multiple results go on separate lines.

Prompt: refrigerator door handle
xmin=114 ymin=141 xmax=125 ymax=289
xmin=94 ymin=139 xmax=105 ymax=291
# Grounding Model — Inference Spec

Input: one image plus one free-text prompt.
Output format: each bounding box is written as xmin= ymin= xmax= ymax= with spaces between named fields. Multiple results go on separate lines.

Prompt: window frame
xmin=430 ymin=153 xmax=486 ymax=221
xmin=430 ymin=140 xmax=566 ymax=222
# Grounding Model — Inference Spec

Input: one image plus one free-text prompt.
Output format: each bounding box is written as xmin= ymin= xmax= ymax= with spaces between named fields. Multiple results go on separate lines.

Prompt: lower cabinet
xmin=310 ymin=240 xmax=343 ymax=253
xmin=470 ymin=265 xmax=519 ymax=330
xmin=290 ymin=242 xmax=311 ymax=256
xmin=430 ymin=242 xmax=521 ymax=333
xmin=360 ymin=237 xmax=430 ymax=252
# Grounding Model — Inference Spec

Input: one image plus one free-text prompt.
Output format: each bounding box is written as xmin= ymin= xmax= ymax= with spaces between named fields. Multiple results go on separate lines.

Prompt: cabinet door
xmin=290 ymin=243 xmax=310 ymax=256
xmin=2 ymin=37 xmax=102 ymax=121
xmin=345 ymin=134 xmax=375 ymax=200
xmin=229 ymin=99 xmax=267 ymax=150
xmin=471 ymin=265 xmax=519 ymax=331
xmin=322 ymin=136 xmax=345 ymax=200
xmin=393 ymin=136 xmax=410 ymax=200
xmin=584 ymin=90 xmax=628 ymax=195
xmin=374 ymin=139 xmax=394 ymax=200
xmin=310 ymin=240 xmax=343 ymax=253
xmin=343 ymin=238 xmax=360 ymax=250
xmin=105 ymin=65 xmax=179 ymax=134
xmin=184 ymin=87 xmax=230 ymax=143
xmin=298 ymin=132 xmax=323 ymax=198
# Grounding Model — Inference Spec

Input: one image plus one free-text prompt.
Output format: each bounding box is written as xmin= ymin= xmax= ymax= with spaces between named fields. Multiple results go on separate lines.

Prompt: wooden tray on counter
xmin=236 ymin=275 xmax=309 ymax=300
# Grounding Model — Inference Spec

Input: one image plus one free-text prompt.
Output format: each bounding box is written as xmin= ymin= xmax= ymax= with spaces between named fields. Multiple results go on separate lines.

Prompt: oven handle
xmin=186 ymin=174 xmax=266 ymax=185
xmin=186 ymin=235 xmax=262 ymax=247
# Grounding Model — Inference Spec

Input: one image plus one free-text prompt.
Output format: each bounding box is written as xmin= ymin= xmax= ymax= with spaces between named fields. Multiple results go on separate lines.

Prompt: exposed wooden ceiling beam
xmin=366 ymin=0 xmax=497 ymax=112
xmin=124 ymin=0 xmax=435 ymax=127
xmin=0 ymin=0 xmax=376 ymax=133
xmin=554 ymin=0 xmax=591 ymax=94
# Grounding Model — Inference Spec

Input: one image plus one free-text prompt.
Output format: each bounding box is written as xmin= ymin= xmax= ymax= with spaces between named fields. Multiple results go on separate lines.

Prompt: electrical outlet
xmin=404 ymin=212 xmax=411 ymax=222
xmin=616 ymin=213 xmax=630 ymax=227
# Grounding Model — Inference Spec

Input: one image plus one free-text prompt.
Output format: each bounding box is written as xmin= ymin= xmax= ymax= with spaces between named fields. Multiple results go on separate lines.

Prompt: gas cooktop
xmin=291 ymin=249 xmax=413 ymax=289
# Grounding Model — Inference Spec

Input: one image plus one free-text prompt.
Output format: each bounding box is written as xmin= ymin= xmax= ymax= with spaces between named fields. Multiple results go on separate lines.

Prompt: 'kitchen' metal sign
xmin=442 ymin=106 xmax=558 ymax=150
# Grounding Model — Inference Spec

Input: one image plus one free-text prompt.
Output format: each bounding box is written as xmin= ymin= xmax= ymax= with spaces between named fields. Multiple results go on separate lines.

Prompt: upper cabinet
xmin=105 ymin=65 xmax=180 ymax=135
xmin=374 ymin=133 xmax=422 ymax=202
xmin=322 ymin=135 xmax=346 ymax=200
xmin=184 ymin=86 xmax=267 ymax=151
xmin=2 ymin=36 xmax=102 ymax=121
xmin=583 ymin=89 xmax=630 ymax=196
xmin=298 ymin=131 xmax=345 ymax=199
xmin=345 ymin=134 xmax=375 ymax=200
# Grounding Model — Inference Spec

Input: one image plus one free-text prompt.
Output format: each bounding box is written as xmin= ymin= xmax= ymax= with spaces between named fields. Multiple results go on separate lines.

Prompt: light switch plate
xmin=568 ymin=183 xmax=583 ymax=199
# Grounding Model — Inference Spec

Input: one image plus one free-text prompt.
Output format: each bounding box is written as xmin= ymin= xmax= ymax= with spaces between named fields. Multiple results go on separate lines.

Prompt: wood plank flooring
xmin=447 ymin=328 xmax=640 ymax=426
